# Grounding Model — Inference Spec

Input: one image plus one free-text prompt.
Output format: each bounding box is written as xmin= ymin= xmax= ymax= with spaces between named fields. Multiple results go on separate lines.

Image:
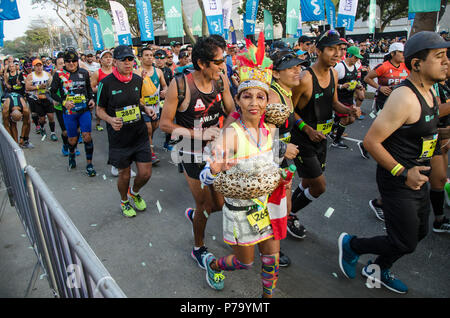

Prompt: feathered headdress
xmin=237 ymin=32 xmax=273 ymax=94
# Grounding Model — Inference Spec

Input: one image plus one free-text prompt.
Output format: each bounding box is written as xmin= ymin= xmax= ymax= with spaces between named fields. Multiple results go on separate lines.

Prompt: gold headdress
xmin=237 ymin=32 xmax=273 ymax=94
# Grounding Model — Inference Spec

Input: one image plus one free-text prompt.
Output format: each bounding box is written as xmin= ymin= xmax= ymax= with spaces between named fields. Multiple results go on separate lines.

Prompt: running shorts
xmin=108 ymin=139 xmax=152 ymax=169
xmin=293 ymin=140 xmax=327 ymax=179
xmin=31 ymin=99 xmax=54 ymax=117
xmin=63 ymin=111 xmax=92 ymax=138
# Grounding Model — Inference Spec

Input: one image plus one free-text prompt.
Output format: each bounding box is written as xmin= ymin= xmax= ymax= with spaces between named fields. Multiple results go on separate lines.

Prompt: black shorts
xmin=293 ymin=140 xmax=327 ymax=179
xmin=108 ymin=140 xmax=152 ymax=169
xmin=182 ymin=161 xmax=206 ymax=180
xmin=30 ymin=98 xmax=54 ymax=116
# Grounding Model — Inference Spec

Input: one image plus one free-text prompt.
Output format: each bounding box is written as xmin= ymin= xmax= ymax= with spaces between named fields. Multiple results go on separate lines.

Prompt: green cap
xmin=347 ymin=46 xmax=363 ymax=59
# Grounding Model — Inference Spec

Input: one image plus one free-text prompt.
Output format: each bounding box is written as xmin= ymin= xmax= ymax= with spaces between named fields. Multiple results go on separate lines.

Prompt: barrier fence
xmin=0 ymin=123 xmax=126 ymax=298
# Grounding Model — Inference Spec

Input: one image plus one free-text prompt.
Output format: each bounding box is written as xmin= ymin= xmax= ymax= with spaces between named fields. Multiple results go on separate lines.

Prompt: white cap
xmin=100 ymin=50 xmax=113 ymax=59
xmin=389 ymin=42 xmax=404 ymax=53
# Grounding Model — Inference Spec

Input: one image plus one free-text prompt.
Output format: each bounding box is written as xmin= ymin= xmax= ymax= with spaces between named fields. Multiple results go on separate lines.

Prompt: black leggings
xmin=350 ymin=165 xmax=430 ymax=270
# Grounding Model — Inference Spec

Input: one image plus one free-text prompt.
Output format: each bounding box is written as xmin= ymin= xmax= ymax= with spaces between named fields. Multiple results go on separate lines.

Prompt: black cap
xmin=298 ymin=35 xmax=312 ymax=44
xmin=316 ymin=30 xmax=345 ymax=49
xmin=179 ymin=50 xmax=190 ymax=59
xmin=272 ymin=49 xmax=307 ymax=71
xmin=154 ymin=49 xmax=167 ymax=58
xmin=63 ymin=48 xmax=78 ymax=61
xmin=113 ymin=45 xmax=135 ymax=60
xmin=170 ymin=41 xmax=181 ymax=47
xmin=404 ymin=31 xmax=450 ymax=59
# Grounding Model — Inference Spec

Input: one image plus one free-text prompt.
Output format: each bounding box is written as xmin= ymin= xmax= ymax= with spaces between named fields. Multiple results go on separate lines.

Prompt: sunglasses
xmin=275 ymin=53 xmax=297 ymax=68
xmin=210 ymin=58 xmax=225 ymax=65
xmin=119 ymin=56 xmax=135 ymax=62
xmin=154 ymin=55 xmax=166 ymax=59
xmin=317 ymin=29 xmax=341 ymax=44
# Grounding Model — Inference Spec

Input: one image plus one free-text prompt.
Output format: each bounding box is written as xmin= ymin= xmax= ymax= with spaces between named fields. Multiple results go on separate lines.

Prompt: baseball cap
xmin=388 ymin=42 xmax=404 ymax=53
xmin=170 ymin=41 xmax=181 ymax=47
xmin=179 ymin=50 xmax=190 ymax=59
xmin=154 ymin=49 xmax=167 ymax=58
xmin=340 ymin=38 xmax=349 ymax=45
xmin=63 ymin=48 xmax=79 ymax=61
xmin=32 ymin=59 xmax=43 ymax=66
xmin=113 ymin=45 xmax=135 ymax=60
xmin=99 ymin=50 xmax=113 ymax=59
xmin=298 ymin=35 xmax=312 ymax=44
xmin=272 ymin=49 xmax=307 ymax=71
xmin=404 ymin=31 xmax=450 ymax=58
xmin=347 ymin=46 xmax=364 ymax=59
xmin=316 ymin=30 xmax=345 ymax=49
xmin=296 ymin=49 xmax=308 ymax=56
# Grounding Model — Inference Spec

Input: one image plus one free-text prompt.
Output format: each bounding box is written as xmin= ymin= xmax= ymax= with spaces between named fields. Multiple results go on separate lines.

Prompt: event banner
xmin=136 ymin=0 xmax=155 ymax=42
xmin=229 ymin=19 xmax=237 ymax=44
xmin=163 ymin=0 xmax=184 ymax=38
xmin=87 ymin=16 xmax=105 ymax=51
xmin=368 ymin=0 xmax=376 ymax=33
xmin=409 ymin=0 xmax=440 ymax=13
xmin=110 ymin=1 xmax=133 ymax=45
xmin=325 ymin=0 xmax=336 ymax=29
xmin=286 ymin=0 xmax=300 ymax=35
xmin=222 ymin=0 xmax=232 ymax=39
xmin=202 ymin=0 xmax=223 ymax=35
xmin=336 ymin=0 xmax=358 ymax=31
xmin=297 ymin=9 xmax=303 ymax=37
xmin=192 ymin=8 xmax=202 ymax=37
xmin=263 ymin=9 xmax=273 ymax=40
xmin=0 ymin=0 xmax=20 ymax=20
xmin=243 ymin=0 xmax=259 ymax=36
xmin=97 ymin=8 xmax=115 ymax=48
xmin=300 ymin=0 xmax=325 ymax=22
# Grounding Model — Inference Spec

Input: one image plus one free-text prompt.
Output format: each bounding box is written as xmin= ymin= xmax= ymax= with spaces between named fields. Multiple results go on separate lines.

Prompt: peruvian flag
xmin=267 ymin=182 xmax=288 ymax=240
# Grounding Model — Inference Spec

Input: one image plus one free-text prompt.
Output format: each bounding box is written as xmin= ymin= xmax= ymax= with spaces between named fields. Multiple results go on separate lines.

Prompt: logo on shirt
xmin=112 ymin=90 xmax=123 ymax=95
xmin=194 ymin=98 xmax=206 ymax=111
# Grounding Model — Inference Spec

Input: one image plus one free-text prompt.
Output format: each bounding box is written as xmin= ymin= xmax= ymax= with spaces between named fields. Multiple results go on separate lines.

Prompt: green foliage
xmin=1 ymin=28 xmax=50 ymax=56
xmin=356 ymin=0 xmax=409 ymax=31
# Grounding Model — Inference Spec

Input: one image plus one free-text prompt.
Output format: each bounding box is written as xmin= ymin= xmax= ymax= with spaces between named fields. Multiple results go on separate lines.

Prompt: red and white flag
xmin=267 ymin=182 xmax=288 ymax=240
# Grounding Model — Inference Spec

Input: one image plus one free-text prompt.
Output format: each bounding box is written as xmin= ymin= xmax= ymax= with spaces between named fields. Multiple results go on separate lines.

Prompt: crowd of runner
xmin=0 ymin=29 xmax=449 ymax=298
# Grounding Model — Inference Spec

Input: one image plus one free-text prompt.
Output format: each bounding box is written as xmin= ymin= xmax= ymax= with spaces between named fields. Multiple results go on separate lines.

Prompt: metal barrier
xmin=0 ymin=123 xmax=126 ymax=298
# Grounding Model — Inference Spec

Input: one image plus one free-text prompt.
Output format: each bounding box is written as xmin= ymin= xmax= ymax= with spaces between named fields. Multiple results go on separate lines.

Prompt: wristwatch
xmin=398 ymin=168 xmax=408 ymax=182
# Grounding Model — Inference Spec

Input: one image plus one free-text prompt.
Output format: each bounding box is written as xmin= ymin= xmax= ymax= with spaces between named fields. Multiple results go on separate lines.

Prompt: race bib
xmin=317 ymin=119 xmax=333 ymax=135
xmin=419 ymin=134 xmax=438 ymax=160
xmin=13 ymin=84 xmax=22 ymax=90
xmin=116 ymin=105 xmax=141 ymax=124
xmin=247 ymin=197 xmax=271 ymax=234
xmin=143 ymin=95 xmax=159 ymax=106
xmin=279 ymin=132 xmax=291 ymax=144
xmin=37 ymin=88 xmax=47 ymax=99
xmin=66 ymin=95 xmax=87 ymax=113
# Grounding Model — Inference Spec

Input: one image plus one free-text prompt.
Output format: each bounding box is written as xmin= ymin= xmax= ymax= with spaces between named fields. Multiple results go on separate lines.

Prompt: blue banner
xmin=0 ymin=20 xmax=3 ymax=39
xmin=87 ymin=16 xmax=104 ymax=51
xmin=243 ymin=0 xmax=259 ymax=36
xmin=230 ymin=19 xmax=237 ymax=44
xmin=0 ymin=0 xmax=20 ymax=20
xmin=300 ymin=0 xmax=325 ymax=22
xmin=325 ymin=0 xmax=336 ymax=29
xmin=336 ymin=14 xmax=355 ymax=31
xmin=408 ymin=12 xmax=416 ymax=20
xmin=136 ymin=0 xmax=155 ymax=41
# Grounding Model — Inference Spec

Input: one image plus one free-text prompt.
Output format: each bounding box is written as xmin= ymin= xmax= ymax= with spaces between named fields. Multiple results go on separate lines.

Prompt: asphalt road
xmin=1 ymin=99 xmax=449 ymax=298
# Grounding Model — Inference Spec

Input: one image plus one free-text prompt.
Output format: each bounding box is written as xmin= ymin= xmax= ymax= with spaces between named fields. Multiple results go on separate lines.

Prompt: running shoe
xmin=35 ymin=125 xmax=41 ymax=134
xmin=203 ymin=252 xmax=225 ymax=291
xmin=151 ymin=153 xmax=160 ymax=165
xmin=62 ymin=145 xmax=69 ymax=156
xmin=21 ymin=141 xmax=34 ymax=149
xmin=68 ymin=154 xmax=76 ymax=170
xmin=279 ymin=251 xmax=291 ymax=267
xmin=121 ymin=201 xmax=137 ymax=218
xmin=369 ymin=199 xmax=384 ymax=221
xmin=178 ymin=163 xmax=184 ymax=173
xmin=361 ymin=261 xmax=408 ymax=294
xmin=50 ymin=133 xmax=57 ymax=141
xmin=86 ymin=164 xmax=97 ymax=177
xmin=191 ymin=246 xmax=209 ymax=270
xmin=40 ymin=127 xmax=47 ymax=137
xmin=163 ymin=142 xmax=174 ymax=151
xmin=185 ymin=208 xmax=195 ymax=224
xmin=338 ymin=232 xmax=359 ymax=279
xmin=331 ymin=140 xmax=349 ymax=149
xmin=96 ymin=125 xmax=104 ymax=131
xmin=287 ymin=214 xmax=306 ymax=239
xmin=357 ymin=141 xmax=370 ymax=159
xmin=75 ymin=149 xmax=80 ymax=156
xmin=128 ymin=187 xmax=146 ymax=211
xmin=432 ymin=216 xmax=450 ymax=233
xmin=357 ymin=114 xmax=365 ymax=120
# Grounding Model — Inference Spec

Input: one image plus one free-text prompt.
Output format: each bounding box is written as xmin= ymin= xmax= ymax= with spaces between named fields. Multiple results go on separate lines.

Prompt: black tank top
xmin=337 ymin=61 xmax=358 ymax=105
xmin=382 ymin=79 xmax=439 ymax=169
xmin=438 ymin=81 xmax=450 ymax=127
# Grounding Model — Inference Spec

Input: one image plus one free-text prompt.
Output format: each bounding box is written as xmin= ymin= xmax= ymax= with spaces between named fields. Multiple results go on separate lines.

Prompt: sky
xmin=3 ymin=0 xmax=60 ymax=41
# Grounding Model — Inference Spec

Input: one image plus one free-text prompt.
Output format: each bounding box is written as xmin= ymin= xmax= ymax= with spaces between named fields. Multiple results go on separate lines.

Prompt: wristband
xmin=295 ymin=118 xmax=303 ymax=126
xmin=391 ymin=163 xmax=404 ymax=176
xmin=298 ymin=121 xmax=306 ymax=131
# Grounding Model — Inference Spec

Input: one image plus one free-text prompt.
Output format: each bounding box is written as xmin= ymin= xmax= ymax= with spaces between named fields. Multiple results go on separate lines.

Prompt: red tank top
xmin=98 ymin=68 xmax=111 ymax=82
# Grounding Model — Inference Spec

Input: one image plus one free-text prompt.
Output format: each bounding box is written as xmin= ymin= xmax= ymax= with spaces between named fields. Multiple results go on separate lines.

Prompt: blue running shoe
xmin=75 ymin=149 xmax=80 ymax=156
xmin=191 ymin=246 xmax=209 ymax=270
xmin=338 ymin=232 xmax=359 ymax=279
xmin=203 ymin=252 xmax=225 ymax=291
xmin=362 ymin=261 xmax=408 ymax=294
xmin=62 ymin=145 xmax=69 ymax=156
xmin=185 ymin=208 xmax=195 ymax=225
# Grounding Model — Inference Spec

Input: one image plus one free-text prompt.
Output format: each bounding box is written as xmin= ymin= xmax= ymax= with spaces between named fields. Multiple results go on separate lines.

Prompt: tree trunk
xmin=182 ymin=3 xmax=196 ymax=44
xmin=197 ymin=0 xmax=209 ymax=37
xmin=410 ymin=12 xmax=438 ymax=36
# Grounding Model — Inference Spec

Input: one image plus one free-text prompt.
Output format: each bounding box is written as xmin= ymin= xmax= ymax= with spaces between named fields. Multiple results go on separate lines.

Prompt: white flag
xmin=110 ymin=1 xmax=133 ymax=45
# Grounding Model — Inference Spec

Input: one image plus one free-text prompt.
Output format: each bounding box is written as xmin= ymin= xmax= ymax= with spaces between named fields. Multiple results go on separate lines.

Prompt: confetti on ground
xmin=212 ymin=236 xmax=216 ymax=241
xmin=156 ymin=200 xmax=162 ymax=213
xmin=141 ymin=262 xmax=146 ymax=267
xmin=149 ymin=243 xmax=152 ymax=247
xmin=41 ymin=135 xmax=46 ymax=141
xmin=90 ymin=224 xmax=97 ymax=227
xmin=103 ymin=174 xmax=107 ymax=180
xmin=40 ymin=273 xmax=47 ymax=280
xmin=72 ymin=187 xmax=76 ymax=190
xmin=332 ymin=272 xmax=338 ymax=278
xmin=160 ymin=189 xmax=164 ymax=192
xmin=369 ymin=112 xmax=376 ymax=119
xmin=21 ymin=234 xmax=26 ymax=238
xmin=324 ymin=207 xmax=335 ymax=218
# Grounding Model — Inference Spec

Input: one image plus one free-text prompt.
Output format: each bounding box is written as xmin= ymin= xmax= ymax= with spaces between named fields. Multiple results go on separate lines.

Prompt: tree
xmin=238 ymin=1 xmax=288 ymax=37
xmin=1 ymin=27 xmax=50 ymax=56
xmin=355 ymin=0 xmax=409 ymax=32
xmin=410 ymin=0 xmax=448 ymax=36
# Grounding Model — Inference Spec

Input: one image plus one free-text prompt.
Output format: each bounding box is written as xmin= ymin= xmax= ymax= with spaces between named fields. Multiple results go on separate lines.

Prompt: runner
xmin=331 ymin=46 xmax=365 ymax=150
xmin=170 ymin=41 xmax=182 ymax=64
xmin=91 ymin=50 xmax=113 ymax=131
xmin=1 ymin=92 xmax=33 ymax=148
xmin=4 ymin=60 xmax=25 ymax=96
xmin=96 ymin=45 xmax=154 ymax=218
xmin=289 ymin=30 xmax=358 ymax=238
xmin=338 ymin=31 xmax=450 ymax=294
xmin=25 ymin=58 xmax=58 ymax=141
xmin=50 ymin=48 xmax=97 ymax=176
xmin=160 ymin=35 xmax=235 ymax=269
xmin=135 ymin=47 xmax=168 ymax=165
xmin=364 ymin=42 xmax=410 ymax=219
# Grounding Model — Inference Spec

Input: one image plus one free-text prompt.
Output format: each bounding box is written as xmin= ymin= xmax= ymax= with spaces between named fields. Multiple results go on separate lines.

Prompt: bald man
xmin=2 ymin=93 xmax=34 ymax=148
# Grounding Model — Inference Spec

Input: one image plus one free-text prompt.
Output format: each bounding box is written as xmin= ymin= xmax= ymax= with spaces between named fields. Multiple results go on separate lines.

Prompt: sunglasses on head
xmin=154 ymin=55 xmax=166 ymax=59
xmin=317 ymin=29 xmax=341 ymax=43
xmin=210 ymin=58 xmax=225 ymax=65
xmin=119 ymin=56 xmax=134 ymax=62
